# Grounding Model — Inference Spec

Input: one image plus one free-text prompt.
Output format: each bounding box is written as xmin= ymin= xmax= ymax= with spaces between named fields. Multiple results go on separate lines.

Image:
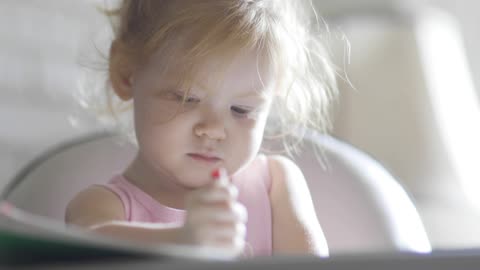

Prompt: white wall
xmin=313 ymin=0 xmax=480 ymax=250
xmin=315 ymin=0 xmax=480 ymax=96
xmin=425 ymin=0 xmax=480 ymax=95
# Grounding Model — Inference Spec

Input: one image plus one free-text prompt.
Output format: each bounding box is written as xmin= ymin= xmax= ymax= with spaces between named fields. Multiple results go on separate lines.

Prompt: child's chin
xmin=178 ymin=173 xmax=212 ymax=189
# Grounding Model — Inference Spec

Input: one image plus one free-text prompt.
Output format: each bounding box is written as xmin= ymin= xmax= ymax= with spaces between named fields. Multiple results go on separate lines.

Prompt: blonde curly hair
xmin=96 ymin=0 xmax=338 ymax=155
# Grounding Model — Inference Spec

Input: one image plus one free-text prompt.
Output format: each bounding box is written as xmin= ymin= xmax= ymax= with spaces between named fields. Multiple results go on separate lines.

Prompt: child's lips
xmin=187 ymin=153 xmax=222 ymax=163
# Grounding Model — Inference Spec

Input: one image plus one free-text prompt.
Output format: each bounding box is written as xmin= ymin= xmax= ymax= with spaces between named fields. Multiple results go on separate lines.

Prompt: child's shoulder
xmin=65 ymin=185 xmax=125 ymax=227
xmin=263 ymin=154 xmax=305 ymax=192
xmin=264 ymin=154 xmax=302 ymax=175
xmin=263 ymin=154 xmax=328 ymax=256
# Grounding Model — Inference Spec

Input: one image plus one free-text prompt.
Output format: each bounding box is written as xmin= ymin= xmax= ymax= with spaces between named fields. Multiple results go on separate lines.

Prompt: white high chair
xmin=2 ymin=130 xmax=431 ymax=255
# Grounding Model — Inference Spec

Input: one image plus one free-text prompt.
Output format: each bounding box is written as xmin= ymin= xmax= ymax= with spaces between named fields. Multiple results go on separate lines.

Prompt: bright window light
xmin=415 ymin=9 xmax=480 ymax=208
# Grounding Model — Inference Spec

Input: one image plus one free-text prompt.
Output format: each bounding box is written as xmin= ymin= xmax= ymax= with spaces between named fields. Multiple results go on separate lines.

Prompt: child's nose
xmin=193 ymin=111 xmax=227 ymax=140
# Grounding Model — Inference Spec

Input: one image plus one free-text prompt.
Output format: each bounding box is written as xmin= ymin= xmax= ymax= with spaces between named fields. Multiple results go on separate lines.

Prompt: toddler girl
xmin=66 ymin=0 xmax=337 ymax=258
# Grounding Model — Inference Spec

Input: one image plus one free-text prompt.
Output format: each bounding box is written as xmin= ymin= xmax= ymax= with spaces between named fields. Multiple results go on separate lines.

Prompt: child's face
xmin=129 ymin=50 xmax=274 ymax=188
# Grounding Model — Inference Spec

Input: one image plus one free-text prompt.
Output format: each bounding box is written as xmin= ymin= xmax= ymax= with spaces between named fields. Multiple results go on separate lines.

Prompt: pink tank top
xmin=100 ymin=155 xmax=273 ymax=256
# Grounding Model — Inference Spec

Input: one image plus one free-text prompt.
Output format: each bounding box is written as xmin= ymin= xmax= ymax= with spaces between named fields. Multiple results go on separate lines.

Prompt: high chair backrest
xmin=2 ymin=131 xmax=431 ymax=255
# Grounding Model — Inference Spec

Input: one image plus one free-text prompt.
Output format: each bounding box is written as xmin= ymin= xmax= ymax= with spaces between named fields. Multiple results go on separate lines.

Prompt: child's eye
xmin=184 ymin=96 xmax=201 ymax=103
xmin=231 ymin=106 xmax=252 ymax=117
xmin=173 ymin=92 xmax=200 ymax=103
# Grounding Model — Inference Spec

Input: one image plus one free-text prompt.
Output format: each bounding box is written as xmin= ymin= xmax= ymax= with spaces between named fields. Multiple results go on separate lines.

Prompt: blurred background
xmin=1 ymin=0 xmax=480 ymax=253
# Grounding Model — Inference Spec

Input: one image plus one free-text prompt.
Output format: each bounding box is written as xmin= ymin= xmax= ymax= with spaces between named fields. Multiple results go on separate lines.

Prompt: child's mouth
xmin=187 ymin=153 xmax=222 ymax=163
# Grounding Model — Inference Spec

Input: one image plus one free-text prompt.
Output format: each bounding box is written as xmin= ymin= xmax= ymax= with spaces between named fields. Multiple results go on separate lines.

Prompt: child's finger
xmin=211 ymin=167 xmax=229 ymax=186
xmin=187 ymin=184 xmax=238 ymax=206
xmin=205 ymin=223 xmax=247 ymax=240
xmin=200 ymin=187 xmax=238 ymax=204
xmin=187 ymin=205 xmax=245 ymax=227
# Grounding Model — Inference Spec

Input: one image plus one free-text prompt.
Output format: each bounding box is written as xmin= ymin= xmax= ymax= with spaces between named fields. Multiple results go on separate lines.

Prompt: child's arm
xmin=65 ymin=176 xmax=247 ymax=253
xmin=65 ymin=186 xmax=182 ymax=244
xmin=268 ymin=155 xmax=329 ymax=257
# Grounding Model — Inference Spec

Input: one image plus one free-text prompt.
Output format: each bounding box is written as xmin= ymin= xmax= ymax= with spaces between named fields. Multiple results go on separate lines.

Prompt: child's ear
xmin=109 ymin=41 xmax=134 ymax=101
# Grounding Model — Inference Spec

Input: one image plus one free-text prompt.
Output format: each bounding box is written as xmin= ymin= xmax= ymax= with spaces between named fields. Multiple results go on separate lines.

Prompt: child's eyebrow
xmin=235 ymin=89 xmax=271 ymax=100
xmin=194 ymin=80 xmax=271 ymax=100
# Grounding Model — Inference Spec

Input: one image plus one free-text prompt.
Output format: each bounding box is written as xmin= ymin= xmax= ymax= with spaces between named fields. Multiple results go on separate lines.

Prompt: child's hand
xmin=180 ymin=168 xmax=247 ymax=256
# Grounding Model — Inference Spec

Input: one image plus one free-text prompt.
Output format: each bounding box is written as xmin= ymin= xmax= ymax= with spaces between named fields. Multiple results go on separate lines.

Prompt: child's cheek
xmin=240 ymin=112 xmax=269 ymax=131
xmin=252 ymin=108 xmax=272 ymax=124
xmin=246 ymin=112 xmax=261 ymax=121
xmin=238 ymin=117 xmax=257 ymax=129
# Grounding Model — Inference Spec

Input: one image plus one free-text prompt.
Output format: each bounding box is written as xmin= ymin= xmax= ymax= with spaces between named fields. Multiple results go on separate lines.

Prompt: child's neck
xmin=122 ymin=155 xmax=189 ymax=210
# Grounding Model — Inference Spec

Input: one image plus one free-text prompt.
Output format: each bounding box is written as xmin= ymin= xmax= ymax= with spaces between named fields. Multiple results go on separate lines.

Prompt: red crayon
xmin=211 ymin=168 xmax=220 ymax=179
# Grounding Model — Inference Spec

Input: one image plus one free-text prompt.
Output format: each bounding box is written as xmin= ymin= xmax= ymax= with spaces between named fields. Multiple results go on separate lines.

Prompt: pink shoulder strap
xmin=97 ymin=175 xmax=132 ymax=220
